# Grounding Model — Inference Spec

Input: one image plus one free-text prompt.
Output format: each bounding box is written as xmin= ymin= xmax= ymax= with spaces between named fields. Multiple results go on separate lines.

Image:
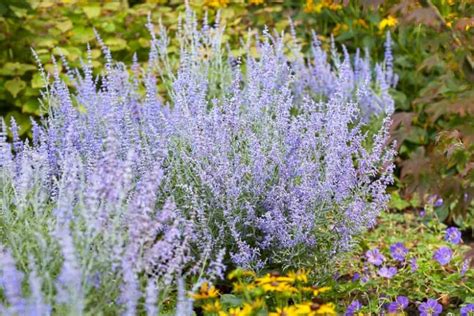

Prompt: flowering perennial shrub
xmin=0 ymin=8 xmax=395 ymax=314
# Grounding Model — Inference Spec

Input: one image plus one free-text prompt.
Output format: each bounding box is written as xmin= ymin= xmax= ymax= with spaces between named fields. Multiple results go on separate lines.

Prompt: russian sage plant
xmin=0 ymin=8 xmax=395 ymax=314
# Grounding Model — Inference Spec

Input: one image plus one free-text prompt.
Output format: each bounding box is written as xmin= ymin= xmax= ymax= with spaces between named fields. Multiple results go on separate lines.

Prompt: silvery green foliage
xmin=0 ymin=7 xmax=395 ymax=315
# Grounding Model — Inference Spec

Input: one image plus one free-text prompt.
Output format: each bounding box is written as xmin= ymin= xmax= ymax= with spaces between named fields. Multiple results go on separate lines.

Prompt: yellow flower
xmin=256 ymin=273 xmax=293 ymax=285
xmin=327 ymin=2 xmax=342 ymax=10
xmin=205 ymin=0 xmax=229 ymax=8
xmin=305 ymin=0 xmax=341 ymax=13
xmin=287 ymin=269 xmax=308 ymax=283
xmin=203 ymin=301 xmax=222 ymax=313
xmin=355 ymin=19 xmax=369 ymax=29
xmin=261 ymin=281 xmax=297 ymax=293
xmin=313 ymin=286 xmax=330 ymax=296
xmin=228 ymin=269 xmax=255 ymax=280
xmin=379 ymin=16 xmax=398 ymax=31
xmin=332 ymin=23 xmax=349 ymax=36
xmin=315 ymin=303 xmax=336 ymax=315
xmin=269 ymin=306 xmax=298 ymax=316
xmin=221 ymin=305 xmax=253 ymax=316
xmin=190 ymin=282 xmax=220 ymax=300
xmin=294 ymin=302 xmax=336 ymax=315
xmin=304 ymin=0 xmax=324 ymax=13
xmin=232 ymin=282 xmax=255 ymax=293
xmin=249 ymin=0 xmax=264 ymax=4
xmin=251 ymin=298 xmax=265 ymax=309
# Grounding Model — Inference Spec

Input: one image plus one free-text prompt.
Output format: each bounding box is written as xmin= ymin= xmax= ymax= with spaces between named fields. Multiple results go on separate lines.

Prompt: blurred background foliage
xmin=0 ymin=0 xmax=473 ymax=227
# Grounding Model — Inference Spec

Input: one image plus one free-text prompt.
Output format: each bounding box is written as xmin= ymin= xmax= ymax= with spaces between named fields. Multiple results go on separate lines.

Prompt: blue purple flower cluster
xmin=0 ymin=7 xmax=397 ymax=315
xmin=345 ymin=226 xmax=472 ymax=315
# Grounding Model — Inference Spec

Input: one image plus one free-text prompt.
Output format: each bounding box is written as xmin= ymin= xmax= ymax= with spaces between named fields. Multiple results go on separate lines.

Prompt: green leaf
xmin=389 ymin=191 xmax=411 ymax=211
xmin=70 ymin=26 xmax=95 ymax=43
xmin=22 ymin=99 xmax=41 ymax=115
xmin=0 ymin=62 xmax=36 ymax=76
xmin=82 ymin=6 xmax=101 ymax=19
xmin=5 ymin=77 xmax=26 ymax=98
xmin=220 ymin=294 xmax=243 ymax=307
xmin=104 ymin=38 xmax=127 ymax=52
xmin=56 ymin=19 xmax=73 ymax=33
xmin=31 ymin=73 xmax=45 ymax=89
xmin=435 ymin=205 xmax=449 ymax=222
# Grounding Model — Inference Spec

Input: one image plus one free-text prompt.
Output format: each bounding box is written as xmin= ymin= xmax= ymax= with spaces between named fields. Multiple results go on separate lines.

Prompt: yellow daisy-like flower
xmin=301 ymin=285 xmax=331 ymax=296
xmin=202 ymin=300 xmax=222 ymax=313
xmin=315 ymin=303 xmax=336 ymax=315
xmin=261 ymin=281 xmax=297 ymax=293
xmin=232 ymin=282 xmax=256 ymax=293
xmin=269 ymin=306 xmax=298 ymax=316
xmin=379 ymin=16 xmax=398 ymax=31
xmin=190 ymin=282 xmax=220 ymax=300
xmin=355 ymin=19 xmax=369 ymax=29
xmin=251 ymin=297 xmax=265 ymax=309
xmin=327 ymin=2 xmax=342 ymax=10
xmin=227 ymin=269 xmax=256 ymax=280
xmin=304 ymin=0 xmax=324 ymax=13
xmin=313 ymin=286 xmax=330 ymax=296
xmin=332 ymin=23 xmax=349 ymax=36
xmin=204 ymin=0 xmax=229 ymax=8
xmin=287 ymin=269 xmax=308 ymax=283
xmin=294 ymin=302 xmax=337 ymax=315
xmin=249 ymin=0 xmax=264 ymax=4
xmin=255 ymin=273 xmax=293 ymax=285
xmin=220 ymin=304 xmax=253 ymax=316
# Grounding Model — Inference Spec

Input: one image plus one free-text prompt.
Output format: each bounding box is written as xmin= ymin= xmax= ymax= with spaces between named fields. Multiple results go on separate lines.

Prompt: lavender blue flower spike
xmin=0 ymin=6 xmax=395 ymax=314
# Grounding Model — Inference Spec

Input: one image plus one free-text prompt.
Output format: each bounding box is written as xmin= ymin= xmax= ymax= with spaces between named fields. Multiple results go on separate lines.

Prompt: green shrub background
xmin=1 ymin=0 xmax=473 ymax=225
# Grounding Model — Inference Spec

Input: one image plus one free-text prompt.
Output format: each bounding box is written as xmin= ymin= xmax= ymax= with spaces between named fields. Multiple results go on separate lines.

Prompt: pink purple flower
xmin=345 ymin=300 xmax=362 ymax=316
xmin=366 ymin=248 xmax=385 ymax=266
xmin=461 ymin=304 xmax=474 ymax=316
xmin=445 ymin=227 xmax=462 ymax=245
xmin=387 ymin=296 xmax=409 ymax=313
xmin=389 ymin=242 xmax=408 ymax=261
xmin=419 ymin=299 xmax=442 ymax=316
xmin=378 ymin=266 xmax=397 ymax=279
xmin=433 ymin=247 xmax=452 ymax=266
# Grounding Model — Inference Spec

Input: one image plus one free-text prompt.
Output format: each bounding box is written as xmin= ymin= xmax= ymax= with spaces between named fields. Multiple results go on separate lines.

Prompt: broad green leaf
xmin=52 ymin=47 xmax=69 ymax=57
xmin=5 ymin=77 xmax=26 ymax=97
xmin=56 ymin=19 xmax=73 ymax=33
xmin=389 ymin=191 xmax=411 ymax=211
xmin=104 ymin=38 xmax=127 ymax=51
xmin=220 ymin=294 xmax=243 ymax=307
xmin=0 ymin=62 xmax=36 ymax=76
xmin=34 ymin=37 xmax=57 ymax=48
xmin=9 ymin=5 xmax=28 ymax=18
xmin=83 ymin=6 xmax=101 ymax=19
xmin=22 ymin=99 xmax=41 ymax=115
xmin=70 ymin=26 xmax=95 ymax=43
xmin=31 ymin=73 xmax=45 ymax=89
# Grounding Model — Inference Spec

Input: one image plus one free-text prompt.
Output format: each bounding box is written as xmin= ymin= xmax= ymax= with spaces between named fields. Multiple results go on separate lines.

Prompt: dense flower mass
xmin=0 ymin=7 xmax=395 ymax=314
